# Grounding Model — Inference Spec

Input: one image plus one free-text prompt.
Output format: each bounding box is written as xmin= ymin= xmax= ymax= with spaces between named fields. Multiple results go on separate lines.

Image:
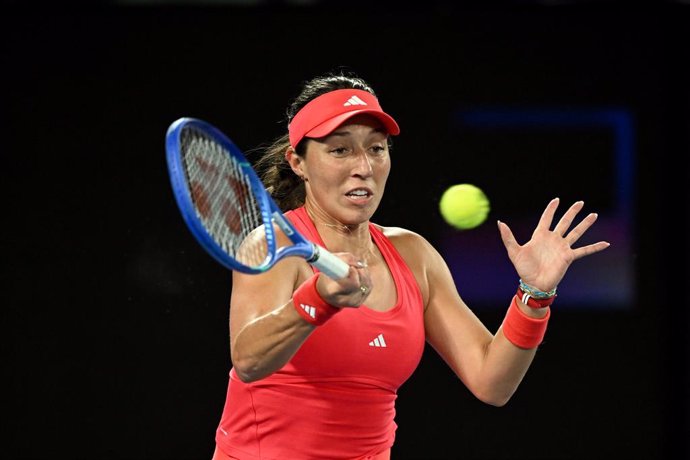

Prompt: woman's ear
xmin=285 ymin=147 xmax=306 ymax=180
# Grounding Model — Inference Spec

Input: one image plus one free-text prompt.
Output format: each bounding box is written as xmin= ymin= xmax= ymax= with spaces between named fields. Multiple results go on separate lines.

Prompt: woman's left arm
xmin=419 ymin=199 xmax=610 ymax=406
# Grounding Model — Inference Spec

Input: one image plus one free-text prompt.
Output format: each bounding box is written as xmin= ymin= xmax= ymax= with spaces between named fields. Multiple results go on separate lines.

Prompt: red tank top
xmin=215 ymin=207 xmax=425 ymax=459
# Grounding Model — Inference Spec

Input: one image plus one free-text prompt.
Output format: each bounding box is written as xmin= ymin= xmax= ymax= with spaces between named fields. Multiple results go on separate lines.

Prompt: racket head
xmin=165 ymin=117 xmax=279 ymax=273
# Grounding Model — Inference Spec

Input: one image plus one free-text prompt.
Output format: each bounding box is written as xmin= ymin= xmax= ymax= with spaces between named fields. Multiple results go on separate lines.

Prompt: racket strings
xmin=181 ymin=128 xmax=269 ymax=268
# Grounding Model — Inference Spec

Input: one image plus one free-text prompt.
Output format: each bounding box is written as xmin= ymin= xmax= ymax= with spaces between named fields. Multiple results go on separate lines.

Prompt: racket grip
xmin=310 ymin=245 xmax=350 ymax=280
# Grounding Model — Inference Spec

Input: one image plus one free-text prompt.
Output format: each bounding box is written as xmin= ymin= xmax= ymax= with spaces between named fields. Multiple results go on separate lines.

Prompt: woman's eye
xmin=330 ymin=147 xmax=349 ymax=155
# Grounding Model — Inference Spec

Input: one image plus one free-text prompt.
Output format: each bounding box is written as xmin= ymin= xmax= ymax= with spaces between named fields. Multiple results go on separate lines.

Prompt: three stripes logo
xmin=368 ymin=333 xmax=387 ymax=348
xmin=298 ymin=303 xmax=387 ymax=346
xmin=343 ymin=95 xmax=367 ymax=107
xmin=299 ymin=303 xmax=316 ymax=320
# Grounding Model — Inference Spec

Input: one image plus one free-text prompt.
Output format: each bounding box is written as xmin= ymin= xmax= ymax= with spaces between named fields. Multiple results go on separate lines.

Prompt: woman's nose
xmin=352 ymin=149 xmax=373 ymax=177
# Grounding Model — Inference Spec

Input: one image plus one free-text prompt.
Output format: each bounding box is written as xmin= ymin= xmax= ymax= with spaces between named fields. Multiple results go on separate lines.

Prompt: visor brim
xmin=304 ymin=110 xmax=400 ymax=140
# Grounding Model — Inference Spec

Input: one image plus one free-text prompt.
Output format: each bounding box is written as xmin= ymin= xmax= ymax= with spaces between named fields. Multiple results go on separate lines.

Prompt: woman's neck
xmin=303 ymin=201 xmax=376 ymax=264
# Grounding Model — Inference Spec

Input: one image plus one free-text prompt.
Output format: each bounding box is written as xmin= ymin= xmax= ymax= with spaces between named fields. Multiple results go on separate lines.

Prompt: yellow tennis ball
xmin=439 ymin=184 xmax=490 ymax=230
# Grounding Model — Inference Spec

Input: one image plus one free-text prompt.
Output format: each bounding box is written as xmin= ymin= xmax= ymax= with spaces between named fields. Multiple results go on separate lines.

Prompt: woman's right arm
xmin=229 ymin=255 xmax=317 ymax=383
xmin=229 ymin=235 xmax=369 ymax=383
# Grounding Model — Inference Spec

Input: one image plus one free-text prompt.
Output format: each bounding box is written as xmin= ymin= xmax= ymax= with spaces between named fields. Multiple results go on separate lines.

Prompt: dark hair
xmin=255 ymin=71 xmax=378 ymax=211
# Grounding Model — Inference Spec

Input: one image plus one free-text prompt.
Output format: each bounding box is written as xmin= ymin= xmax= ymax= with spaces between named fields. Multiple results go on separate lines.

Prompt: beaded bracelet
xmin=292 ymin=274 xmax=341 ymax=326
xmin=519 ymin=279 xmax=557 ymax=299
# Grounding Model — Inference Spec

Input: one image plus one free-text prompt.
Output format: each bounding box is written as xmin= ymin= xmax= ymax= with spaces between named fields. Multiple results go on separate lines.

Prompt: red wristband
xmin=516 ymin=288 xmax=556 ymax=308
xmin=502 ymin=295 xmax=550 ymax=349
xmin=292 ymin=274 xmax=341 ymax=326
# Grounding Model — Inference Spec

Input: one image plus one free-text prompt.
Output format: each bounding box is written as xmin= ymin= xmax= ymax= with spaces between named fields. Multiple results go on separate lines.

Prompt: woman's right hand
xmin=315 ymin=253 xmax=372 ymax=308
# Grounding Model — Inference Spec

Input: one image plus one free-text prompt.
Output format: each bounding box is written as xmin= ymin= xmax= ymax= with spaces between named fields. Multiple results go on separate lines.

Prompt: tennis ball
xmin=439 ymin=183 xmax=490 ymax=230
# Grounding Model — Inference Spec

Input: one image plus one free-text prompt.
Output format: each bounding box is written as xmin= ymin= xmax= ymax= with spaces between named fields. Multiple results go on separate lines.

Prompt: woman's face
xmin=297 ymin=114 xmax=392 ymax=226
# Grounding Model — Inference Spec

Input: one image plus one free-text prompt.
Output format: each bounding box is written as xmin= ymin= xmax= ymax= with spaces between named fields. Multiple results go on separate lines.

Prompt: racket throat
xmin=272 ymin=211 xmax=295 ymax=236
xmin=272 ymin=210 xmax=320 ymax=263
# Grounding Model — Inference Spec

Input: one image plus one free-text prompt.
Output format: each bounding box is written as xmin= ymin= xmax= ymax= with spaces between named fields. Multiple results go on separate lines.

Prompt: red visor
xmin=288 ymin=89 xmax=400 ymax=148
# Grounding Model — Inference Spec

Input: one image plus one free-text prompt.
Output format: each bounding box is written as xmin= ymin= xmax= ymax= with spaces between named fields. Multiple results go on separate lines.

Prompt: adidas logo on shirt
xmin=343 ymin=95 xmax=367 ymax=107
xmin=299 ymin=303 xmax=316 ymax=319
xmin=368 ymin=333 xmax=387 ymax=348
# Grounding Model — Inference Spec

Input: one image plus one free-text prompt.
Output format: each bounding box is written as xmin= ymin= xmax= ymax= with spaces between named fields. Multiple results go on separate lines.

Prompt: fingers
xmin=322 ymin=252 xmax=372 ymax=307
xmin=535 ymin=198 xmax=560 ymax=232
xmin=497 ymin=220 xmax=520 ymax=259
xmin=563 ymin=211 xmax=597 ymax=246
xmin=343 ymin=254 xmax=372 ymax=294
xmin=335 ymin=252 xmax=364 ymax=268
xmin=572 ymin=241 xmax=611 ymax=260
xmin=542 ymin=199 xmax=596 ymax=243
xmin=354 ymin=260 xmax=372 ymax=296
xmin=549 ymin=203 xmax=611 ymax=259
xmin=553 ymin=200 xmax=585 ymax=237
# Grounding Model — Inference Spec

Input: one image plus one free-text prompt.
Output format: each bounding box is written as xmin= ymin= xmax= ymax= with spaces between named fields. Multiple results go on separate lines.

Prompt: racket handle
xmin=310 ymin=245 xmax=350 ymax=280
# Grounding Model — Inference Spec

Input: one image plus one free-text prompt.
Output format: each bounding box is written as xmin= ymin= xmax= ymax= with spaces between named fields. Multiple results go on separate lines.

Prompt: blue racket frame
xmin=165 ymin=117 xmax=326 ymax=274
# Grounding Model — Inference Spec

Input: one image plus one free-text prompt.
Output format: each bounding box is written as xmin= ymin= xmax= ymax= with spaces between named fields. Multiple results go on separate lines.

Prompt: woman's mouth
xmin=345 ymin=188 xmax=373 ymax=202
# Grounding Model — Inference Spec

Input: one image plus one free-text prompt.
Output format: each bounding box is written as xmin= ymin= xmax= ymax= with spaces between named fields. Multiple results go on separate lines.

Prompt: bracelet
xmin=292 ymin=274 xmax=341 ymax=326
xmin=517 ymin=287 xmax=556 ymax=309
xmin=519 ymin=279 xmax=557 ymax=299
xmin=502 ymin=295 xmax=550 ymax=349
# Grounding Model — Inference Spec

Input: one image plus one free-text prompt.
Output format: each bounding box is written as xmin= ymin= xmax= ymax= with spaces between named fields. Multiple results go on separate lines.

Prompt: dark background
xmin=3 ymin=1 xmax=689 ymax=459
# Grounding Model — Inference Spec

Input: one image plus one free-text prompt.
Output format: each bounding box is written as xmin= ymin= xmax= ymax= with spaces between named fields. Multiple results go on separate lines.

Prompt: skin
xmin=229 ymin=113 xmax=610 ymax=407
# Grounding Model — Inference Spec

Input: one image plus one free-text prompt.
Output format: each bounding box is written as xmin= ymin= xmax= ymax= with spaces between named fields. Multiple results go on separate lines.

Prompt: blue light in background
xmin=442 ymin=108 xmax=635 ymax=310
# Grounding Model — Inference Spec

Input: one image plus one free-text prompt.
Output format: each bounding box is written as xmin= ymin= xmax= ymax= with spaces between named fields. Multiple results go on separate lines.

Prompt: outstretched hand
xmin=497 ymin=198 xmax=610 ymax=293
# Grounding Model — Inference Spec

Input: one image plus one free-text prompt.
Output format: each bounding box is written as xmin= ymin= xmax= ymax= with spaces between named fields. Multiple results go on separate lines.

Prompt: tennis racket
xmin=165 ymin=117 xmax=350 ymax=280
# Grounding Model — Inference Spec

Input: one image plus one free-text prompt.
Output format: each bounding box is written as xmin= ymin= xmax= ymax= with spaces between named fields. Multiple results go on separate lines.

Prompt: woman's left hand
xmin=497 ymin=198 xmax=610 ymax=293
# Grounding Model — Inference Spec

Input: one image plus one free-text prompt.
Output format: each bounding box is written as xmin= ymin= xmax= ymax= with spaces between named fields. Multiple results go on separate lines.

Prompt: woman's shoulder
xmin=372 ymin=224 xmax=436 ymax=260
xmin=373 ymin=223 xmax=422 ymax=240
xmin=372 ymin=224 xmax=439 ymax=305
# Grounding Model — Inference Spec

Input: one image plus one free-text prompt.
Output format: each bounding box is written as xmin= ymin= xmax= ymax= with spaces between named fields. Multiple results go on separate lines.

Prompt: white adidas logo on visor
xmin=343 ymin=95 xmax=367 ymax=106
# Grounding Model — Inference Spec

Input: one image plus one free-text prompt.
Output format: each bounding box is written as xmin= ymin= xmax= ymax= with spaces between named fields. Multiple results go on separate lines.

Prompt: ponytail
xmin=255 ymin=134 xmax=306 ymax=212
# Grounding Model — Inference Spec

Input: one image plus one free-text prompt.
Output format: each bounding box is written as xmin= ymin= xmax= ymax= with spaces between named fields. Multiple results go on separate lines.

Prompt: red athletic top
xmin=215 ymin=207 xmax=425 ymax=459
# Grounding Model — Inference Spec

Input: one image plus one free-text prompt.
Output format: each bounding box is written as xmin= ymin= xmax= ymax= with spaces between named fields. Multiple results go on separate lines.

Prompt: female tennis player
xmin=211 ymin=71 xmax=610 ymax=460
